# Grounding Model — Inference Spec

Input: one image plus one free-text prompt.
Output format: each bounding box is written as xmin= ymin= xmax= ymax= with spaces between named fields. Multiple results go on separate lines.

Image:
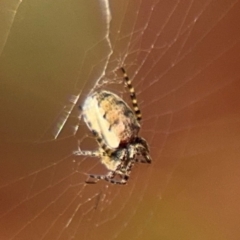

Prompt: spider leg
xmin=89 ymin=173 xmax=112 ymax=183
xmin=73 ymin=149 xmax=101 ymax=157
xmin=135 ymin=137 xmax=150 ymax=151
xmin=92 ymin=130 xmax=113 ymax=156
xmin=81 ymin=109 xmax=113 ymax=155
xmin=110 ymin=145 xmax=136 ymax=184
xmin=133 ymin=137 xmax=152 ymax=164
xmin=87 ymin=171 xmax=127 ymax=185
xmin=73 ymin=141 xmax=102 ymax=157
xmin=85 ymin=171 xmax=114 ymax=184
xmin=73 ymin=130 xmax=113 ymax=157
xmin=135 ymin=146 xmax=152 ymax=163
xmin=87 ymin=166 xmax=130 ymax=185
xmin=120 ymin=67 xmax=142 ymax=122
xmin=135 ymin=153 xmax=152 ymax=164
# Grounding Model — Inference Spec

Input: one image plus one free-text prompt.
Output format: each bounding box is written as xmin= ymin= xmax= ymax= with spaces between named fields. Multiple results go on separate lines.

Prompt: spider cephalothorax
xmin=74 ymin=67 xmax=151 ymax=184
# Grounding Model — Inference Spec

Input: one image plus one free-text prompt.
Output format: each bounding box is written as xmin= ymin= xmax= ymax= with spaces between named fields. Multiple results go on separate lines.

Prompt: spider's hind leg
xmin=120 ymin=67 xmax=142 ymax=122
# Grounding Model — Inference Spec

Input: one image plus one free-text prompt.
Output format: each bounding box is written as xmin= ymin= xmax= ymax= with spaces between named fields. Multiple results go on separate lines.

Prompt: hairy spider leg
xmin=87 ymin=146 xmax=136 ymax=185
xmin=92 ymin=130 xmax=113 ymax=156
xmin=134 ymin=143 xmax=152 ymax=164
xmin=87 ymin=171 xmax=128 ymax=185
xmin=134 ymin=137 xmax=152 ymax=164
xmin=120 ymin=67 xmax=142 ymax=122
xmin=74 ymin=149 xmax=101 ymax=157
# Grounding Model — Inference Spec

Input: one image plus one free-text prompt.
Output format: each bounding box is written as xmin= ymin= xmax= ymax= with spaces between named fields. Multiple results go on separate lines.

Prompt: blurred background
xmin=0 ymin=0 xmax=240 ymax=239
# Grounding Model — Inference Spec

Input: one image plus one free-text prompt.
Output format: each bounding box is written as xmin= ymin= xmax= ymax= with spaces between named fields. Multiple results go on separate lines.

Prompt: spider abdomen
xmin=82 ymin=90 xmax=140 ymax=149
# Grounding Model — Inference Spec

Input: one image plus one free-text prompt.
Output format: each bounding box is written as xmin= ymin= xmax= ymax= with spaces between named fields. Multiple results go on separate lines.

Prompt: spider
xmin=74 ymin=67 xmax=151 ymax=184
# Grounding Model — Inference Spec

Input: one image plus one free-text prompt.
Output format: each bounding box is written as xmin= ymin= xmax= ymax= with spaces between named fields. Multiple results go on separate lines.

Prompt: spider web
xmin=1 ymin=0 xmax=240 ymax=239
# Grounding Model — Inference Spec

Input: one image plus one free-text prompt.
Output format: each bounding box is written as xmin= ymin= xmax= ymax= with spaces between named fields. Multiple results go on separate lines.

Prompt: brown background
xmin=0 ymin=0 xmax=240 ymax=240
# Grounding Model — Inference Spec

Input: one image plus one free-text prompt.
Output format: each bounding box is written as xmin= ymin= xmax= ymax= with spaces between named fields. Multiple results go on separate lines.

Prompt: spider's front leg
xmin=73 ymin=149 xmax=101 ymax=157
xmin=73 ymin=130 xmax=111 ymax=158
xmin=135 ymin=151 xmax=152 ymax=164
xmin=86 ymin=171 xmax=128 ymax=185
xmin=86 ymin=171 xmax=114 ymax=184
xmin=134 ymin=138 xmax=152 ymax=164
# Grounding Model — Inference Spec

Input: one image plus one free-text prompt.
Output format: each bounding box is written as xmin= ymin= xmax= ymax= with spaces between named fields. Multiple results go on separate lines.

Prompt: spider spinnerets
xmin=74 ymin=67 xmax=151 ymax=185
